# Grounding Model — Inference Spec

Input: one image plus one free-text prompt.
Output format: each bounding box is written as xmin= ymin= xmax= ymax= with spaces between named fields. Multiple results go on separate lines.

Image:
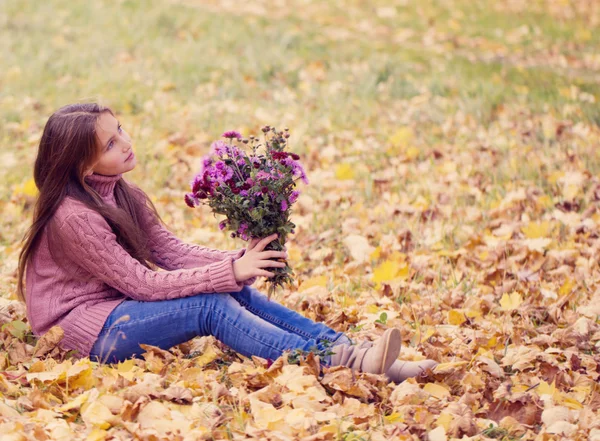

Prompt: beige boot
xmin=385 ymin=359 xmax=438 ymax=383
xmin=328 ymin=328 xmax=401 ymax=375
xmin=354 ymin=339 xmax=437 ymax=383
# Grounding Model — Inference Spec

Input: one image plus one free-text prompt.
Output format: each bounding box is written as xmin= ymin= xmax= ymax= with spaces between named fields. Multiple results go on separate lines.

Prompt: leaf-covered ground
xmin=1 ymin=0 xmax=600 ymax=439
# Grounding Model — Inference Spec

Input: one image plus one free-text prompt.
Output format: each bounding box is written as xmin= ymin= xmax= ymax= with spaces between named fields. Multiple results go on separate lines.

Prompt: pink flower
xmin=222 ymin=130 xmax=242 ymax=140
xmin=280 ymin=199 xmax=288 ymax=211
xmin=256 ymin=171 xmax=273 ymax=181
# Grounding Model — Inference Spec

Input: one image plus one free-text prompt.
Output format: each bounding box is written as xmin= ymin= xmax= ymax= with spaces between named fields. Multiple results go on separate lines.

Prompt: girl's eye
xmin=118 ymin=123 xmax=122 ymax=133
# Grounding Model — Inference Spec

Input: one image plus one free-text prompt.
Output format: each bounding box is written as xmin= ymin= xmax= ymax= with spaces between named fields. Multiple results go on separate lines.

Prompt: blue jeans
xmin=90 ymin=286 xmax=352 ymax=364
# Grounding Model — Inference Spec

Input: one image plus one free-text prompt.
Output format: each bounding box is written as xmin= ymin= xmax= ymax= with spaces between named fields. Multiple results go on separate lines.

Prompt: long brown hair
xmin=17 ymin=103 xmax=160 ymax=302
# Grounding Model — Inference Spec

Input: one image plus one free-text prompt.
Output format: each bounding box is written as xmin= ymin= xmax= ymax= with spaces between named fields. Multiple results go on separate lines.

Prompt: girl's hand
xmin=233 ymin=233 xmax=288 ymax=282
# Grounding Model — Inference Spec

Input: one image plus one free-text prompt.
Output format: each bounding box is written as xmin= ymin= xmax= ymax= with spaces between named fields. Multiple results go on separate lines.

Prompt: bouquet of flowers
xmin=184 ymin=126 xmax=308 ymax=295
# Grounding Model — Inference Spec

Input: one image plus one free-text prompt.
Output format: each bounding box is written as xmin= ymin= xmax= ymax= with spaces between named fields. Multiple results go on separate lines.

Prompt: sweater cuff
xmin=208 ymin=258 xmax=243 ymax=293
xmin=229 ymin=249 xmax=245 ymax=260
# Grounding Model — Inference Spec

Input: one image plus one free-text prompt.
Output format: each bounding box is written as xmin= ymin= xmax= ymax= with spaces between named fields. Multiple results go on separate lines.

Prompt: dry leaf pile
xmin=1 ymin=0 xmax=600 ymax=440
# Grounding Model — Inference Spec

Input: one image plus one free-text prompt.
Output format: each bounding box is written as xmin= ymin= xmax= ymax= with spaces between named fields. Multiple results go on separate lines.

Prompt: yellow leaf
xmin=81 ymin=402 xmax=116 ymax=430
xmin=559 ymin=278 xmax=576 ymax=296
xmin=192 ymin=344 xmax=217 ymax=367
xmin=69 ymin=366 xmax=95 ymax=390
xmin=405 ymin=146 xmax=420 ymax=160
xmin=500 ymin=292 xmax=523 ymax=311
xmin=389 ymin=127 xmax=414 ymax=147
xmin=537 ymin=380 xmax=557 ymax=397
xmin=561 ymin=396 xmax=584 ymax=410
xmin=433 ymin=361 xmax=468 ymax=374
xmin=22 ymin=179 xmax=38 ymax=197
xmin=384 ymin=412 xmax=404 ymax=423
xmin=57 ymin=390 xmax=91 ymax=413
xmin=423 ymin=383 xmax=450 ymax=400
xmin=300 ymin=275 xmax=328 ymax=292
xmin=447 ymin=309 xmax=467 ymax=326
xmin=370 ymin=246 xmax=382 ymax=261
xmin=366 ymin=304 xmax=379 ymax=314
xmin=576 ymin=28 xmax=592 ymax=42
xmin=86 ymin=429 xmax=108 ymax=441
xmin=411 ymin=326 xmax=435 ymax=346
xmin=436 ymin=412 xmax=453 ymax=431
xmin=521 ymin=221 xmax=551 ymax=239
xmin=372 ymin=260 xmax=410 ymax=287
xmin=335 ymin=163 xmax=355 ymax=180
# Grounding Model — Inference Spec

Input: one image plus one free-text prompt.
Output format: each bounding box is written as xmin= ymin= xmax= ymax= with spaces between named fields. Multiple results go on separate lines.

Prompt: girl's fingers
xmin=247 ymin=238 xmax=260 ymax=250
xmin=255 ymin=270 xmax=275 ymax=278
xmin=256 ymin=260 xmax=287 ymax=269
xmin=255 ymin=233 xmax=278 ymax=252
xmin=258 ymin=251 xmax=287 ymax=260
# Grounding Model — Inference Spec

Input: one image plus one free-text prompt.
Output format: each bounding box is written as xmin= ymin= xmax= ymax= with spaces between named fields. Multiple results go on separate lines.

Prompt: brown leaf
xmin=160 ymin=385 xmax=193 ymax=404
xmin=33 ymin=326 xmax=64 ymax=358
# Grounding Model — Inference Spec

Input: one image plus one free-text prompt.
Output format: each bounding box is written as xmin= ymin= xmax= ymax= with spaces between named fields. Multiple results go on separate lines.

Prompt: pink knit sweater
xmin=26 ymin=173 xmax=252 ymax=357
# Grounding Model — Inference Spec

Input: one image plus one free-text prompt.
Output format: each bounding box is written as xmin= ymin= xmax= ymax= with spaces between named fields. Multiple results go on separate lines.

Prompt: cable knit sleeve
xmin=130 ymin=184 xmax=256 ymax=286
xmin=142 ymin=219 xmax=257 ymax=286
xmin=56 ymin=211 xmax=244 ymax=300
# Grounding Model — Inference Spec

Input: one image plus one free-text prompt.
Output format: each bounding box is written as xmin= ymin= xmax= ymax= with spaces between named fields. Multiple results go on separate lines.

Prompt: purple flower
xmin=222 ymin=130 xmax=242 ymax=140
xmin=237 ymin=159 xmax=246 ymax=166
xmin=213 ymin=161 xmax=234 ymax=183
xmin=280 ymin=199 xmax=288 ymax=211
xmin=237 ymin=222 xmax=249 ymax=241
xmin=184 ymin=193 xmax=198 ymax=208
xmin=190 ymin=175 xmax=203 ymax=193
xmin=210 ymin=140 xmax=229 ymax=157
xmin=280 ymin=157 xmax=308 ymax=183
xmin=219 ymin=220 xmax=227 ymax=231
xmin=240 ymin=190 xmax=249 ymax=197
xmin=289 ymin=190 xmax=300 ymax=203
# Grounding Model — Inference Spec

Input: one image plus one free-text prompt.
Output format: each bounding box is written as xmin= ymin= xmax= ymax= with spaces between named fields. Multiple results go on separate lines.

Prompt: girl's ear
xmin=84 ymin=167 xmax=94 ymax=177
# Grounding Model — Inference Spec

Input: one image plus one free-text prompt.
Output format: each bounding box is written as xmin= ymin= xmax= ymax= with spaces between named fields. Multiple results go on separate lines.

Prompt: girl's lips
xmin=125 ymin=152 xmax=134 ymax=162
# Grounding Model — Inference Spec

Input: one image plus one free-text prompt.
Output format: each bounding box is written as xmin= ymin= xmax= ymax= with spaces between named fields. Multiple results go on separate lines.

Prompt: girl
xmin=17 ymin=103 xmax=436 ymax=383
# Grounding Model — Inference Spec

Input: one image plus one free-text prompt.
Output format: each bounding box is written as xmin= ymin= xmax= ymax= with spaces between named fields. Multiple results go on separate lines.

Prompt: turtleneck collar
xmin=84 ymin=173 xmax=122 ymax=198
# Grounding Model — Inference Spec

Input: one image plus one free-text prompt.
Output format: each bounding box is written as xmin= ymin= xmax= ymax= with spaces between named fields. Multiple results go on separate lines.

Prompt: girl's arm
xmin=56 ymin=210 xmax=244 ymax=300
xmin=130 ymin=183 xmax=256 ymax=285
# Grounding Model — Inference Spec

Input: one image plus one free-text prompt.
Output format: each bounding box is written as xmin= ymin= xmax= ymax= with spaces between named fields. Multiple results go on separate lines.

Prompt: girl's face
xmin=87 ymin=112 xmax=136 ymax=176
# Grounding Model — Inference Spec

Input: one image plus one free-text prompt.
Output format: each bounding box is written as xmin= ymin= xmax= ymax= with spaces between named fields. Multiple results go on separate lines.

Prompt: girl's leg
xmin=90 ymin=293 xmax=333 ymax=364
xmin=229 ymin=286 xmax=352 ymax=347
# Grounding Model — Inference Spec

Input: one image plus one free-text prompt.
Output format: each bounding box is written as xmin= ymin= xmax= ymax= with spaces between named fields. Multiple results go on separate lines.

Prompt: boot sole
xmin=379 ymin=328 xmax=402 ymax=373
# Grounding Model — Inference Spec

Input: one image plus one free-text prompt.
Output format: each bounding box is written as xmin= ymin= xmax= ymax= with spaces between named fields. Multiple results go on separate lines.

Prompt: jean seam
xmin=234 ymin=297 xmax=316 ymax=340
